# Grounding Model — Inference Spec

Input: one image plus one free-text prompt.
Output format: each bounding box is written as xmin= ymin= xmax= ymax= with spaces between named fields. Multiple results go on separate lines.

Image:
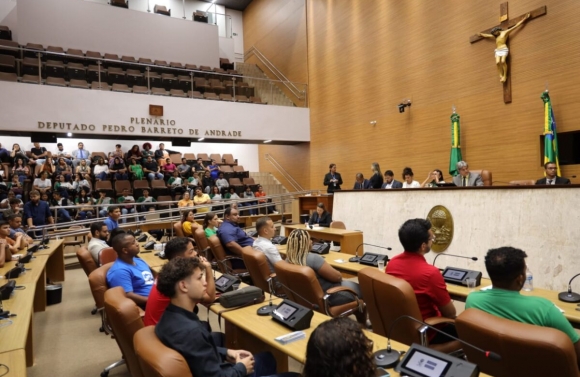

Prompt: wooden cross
xmin=470 ymin=3 xmax=546 ymax=104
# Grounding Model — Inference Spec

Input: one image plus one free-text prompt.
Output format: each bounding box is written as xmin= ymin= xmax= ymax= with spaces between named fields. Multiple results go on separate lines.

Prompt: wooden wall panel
xmin=306 ymin=0 xmax=580 ymax=189
xmin=258 ymin=144 xmax=311 ymax=191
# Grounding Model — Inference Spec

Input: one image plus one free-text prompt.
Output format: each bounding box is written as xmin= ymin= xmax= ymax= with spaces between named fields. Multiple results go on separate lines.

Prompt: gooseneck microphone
xmin=350 ymin=243 xmax=392 ymax=263
xmin=257 ymin=277 xmax=276 ymax=316
xmin=374 ymin=314 xmax=502 ymax=368
xmin=432 ymin=253 xmax=478 ymax=268
xmin=558 ymin=273 xmax=580 ymax=303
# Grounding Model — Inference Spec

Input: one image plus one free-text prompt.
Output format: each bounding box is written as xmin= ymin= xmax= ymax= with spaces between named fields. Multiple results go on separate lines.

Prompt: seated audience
xmin=96 ymin=190 xmax=112 ymax=217
xmin=143 ymin=155 xmax=163 ymax=180
xmin=253 ymin=216 xmax=282 ymax=273
xmin=10 ymin=144 xmax=29 ymax=164
xmin=54 ymin=143 xmax=72 ymax=165
xmin=75 ymin=189 xmax=94 ymax=220
xmin=93 ymin=158 xmax=110 ymax=181
xmin=353 ymin=173 xmax=371 ymax=190
xmin=0 ymin=220 xmax=21 ymax=262
xmin=128 ymin=158 xmax=144 ymax=180
xmin=30 ymin=142 xmax=48 ymax=165
xmin=382 ymin=169 xmax=403 ymax=189
xmin=241 ymin=187 xmax=257 ymax=216
xmin=141 ymin=142 xmax=154 ymax=163
xmin=167 ymin=170 xmax=184 ymax=195
xmin=178 ymin=191 xmax=194 ymax=208
xmin=386 ymin=218 xmax=456 ymax=343
xmin=402 ymin=167 xmax=421 ymax=188
xmin=286 ymin=229 xmax=364 ymax=312
xmin=33 ymin=171 xmax=52 ymax=195
xmin=143 ymin=237 xmax=215 ymax=326
xmin=163 ymin=158 xmax=177 ymax=179
xmin=452 ymin=161 xmax=483 ymax=187
xmin=203 ymin=212 xmax=221 ymax=238
xmin=303 ymin=317 xmax=375 ymax=377
xmin=75 ymin=159 xmax=91 ymax=176
xmin=209 ymin=186 xmax=222 ymax=201
xmin=0 ymin=143 xmax=9 ymax=162
xmin=308 ymin=202 xmax=332 ymax=227
xmin=54 ymin=174 xmax=77 ymax=198
xmin=71 ymin=142 xmax=91 ymax=169
xmin=117 ymin=188 xmax=135 ymax=223
xmin=4 ymin=198 xmax=23 ymax=219
xmin=126 ymin=144 xmax=142 ymax=163
xmin=193 ymin=187 xmax=211 ymax=213
xmin=421 ymin=169 xmax=446 ymax=187
xmin=181 ymin=209 xmax=199 ymax=237
xmin=202 ymin=170 xmax=214 ymax=193
xmin=177 ymin=157 xmax=191 ymax=177
xmin=369 ymin=162 xmax=383 ymax=189
xmin=254 ymin=185 xmax=273 ymax=213
xmin=88 ymin=221 xmax=109 ymax=265
xmin=106 ymin=233 xmax=154 ymax=308
xmin=110 ymin=157 xmax=128 ymax=180
xmin=155 ymin=257 xmax=293 ymax=377
xmin=103 ymin=207 xmax=121 ymax=231
xmin=12 ymin=158 xmax=29 ymax=183
xmin=136 ymin=189 xmax=156 ymax=213
xmin=536 ymin=161 xmax=571 ymax=185
xmin=7 ymin=214 xmax=32 ymax=248
xmin=215 ymin=172 xmax=229 ymax=194
xmin=194 ymin=157 xmax=206 ymax=172
xmin=24 ymin=190 xmax=54 ymax=232
xmin=75 ymin=173 xmax=92 ymax=194
xmin=39 ymin=157 xmax=56 ymax=177
xmin=55 ymin=158 xmax=72 ymax=181
xmin=208 ymin=159 xmax=221 ymax=180
xmin=225 ymin=187 xmax=240 ymax=200
xmin=187 ymin=172 xmax=200 ymax=193
xmin=154 ymin=143 xmax=170 ymax=165
xmin=465 ymin=246 xmax=580 ymax=367
xmin=8 ymin=177 xmax=23 ymax=199
xmin=50 ymin=191 xmax=73 ymax=222
xmin=108 ymin=144 xmax=124 ymax=166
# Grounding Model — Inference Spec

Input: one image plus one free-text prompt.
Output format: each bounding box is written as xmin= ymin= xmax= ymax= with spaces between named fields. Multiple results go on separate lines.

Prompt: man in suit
xmin=71 ymin=141 xmax=91 ymax=169
xmin=382 ymin=170 xmax=403 ymax=189
xmin=353 ymin=173 xmax=371 ymax=190
xmin=536 ymin=162 xmax=571 ymax=185
xmin=452 ymin=161 xmax=483 ymax=187
xmin=323 ymin=163 xmax=343 ymax=193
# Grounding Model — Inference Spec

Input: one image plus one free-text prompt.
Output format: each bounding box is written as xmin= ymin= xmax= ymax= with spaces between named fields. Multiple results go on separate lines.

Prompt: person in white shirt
xmin=93 ymin=158 xmax=110 ymax=181
xmin=401 ymin=167 xmax=421 ymax=188
xmin=252 ymin=216 xmax=282 ymax=273
xmin=215 ymin=172 xmax=230 ymax=194
xmin=88 ymin=221 xmax=109 ymax=265
xmin=54 ymin=143 xmax=72 ymax=165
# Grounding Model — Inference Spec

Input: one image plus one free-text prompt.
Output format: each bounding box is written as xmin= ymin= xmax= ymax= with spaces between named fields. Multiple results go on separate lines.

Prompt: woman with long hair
xmin=55 ymin=157 xmax=72 ymax=181
xmin=110 ymin=157 xmax=128 ymax=180
xmin=33 ymin=171 xmax=52 ymax=195
xmin=203 ymin=212 xmax=221 ymax=238
xmin=10 ymin=144 xmax=28 ymax=164
xmin=180 ymin=209 xmax=199 ymax=237
xmin=12 ymin=158 xmax=29 ymax=183
xmin=303 ymin=317 xmax=375 ymax=377
xmin=421 ymin=169 xmax=446 ymax=187
xmin=285 ymin=229 xmax=365 ymax=322
xmin=369 ymin=161 xmax=383 ymax=189
xmin=75 ymin=188 xmax=94 ymax=220
xmin=129 ymin=158 xmax=144 ymax=180
xmin=402 ymin=167 xmax=420 ymax=188
xmin=178 ymin=191 xmax=194 ymax=208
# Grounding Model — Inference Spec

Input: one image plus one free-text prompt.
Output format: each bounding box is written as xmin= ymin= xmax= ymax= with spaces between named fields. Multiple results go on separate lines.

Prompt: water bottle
xmin=523 ymin=267 xmax=533 ymax=291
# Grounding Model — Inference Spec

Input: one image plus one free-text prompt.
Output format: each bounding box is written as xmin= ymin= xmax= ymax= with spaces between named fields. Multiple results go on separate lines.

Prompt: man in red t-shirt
xmin=385 ymin=218 xmax=457 ymax=343
xmin=143 ymin=237 xmax=215 ymax=327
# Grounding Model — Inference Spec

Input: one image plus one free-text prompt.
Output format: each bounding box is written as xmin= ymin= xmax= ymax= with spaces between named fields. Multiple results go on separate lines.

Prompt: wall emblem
xmin=427 ymin=206 xmax=454 ymax=253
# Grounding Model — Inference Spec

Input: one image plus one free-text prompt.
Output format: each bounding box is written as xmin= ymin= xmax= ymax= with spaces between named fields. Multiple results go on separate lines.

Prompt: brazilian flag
xmin=448 ymin=113 xmax=463 ymax=176
xmin=541 ymin=91 xmax=561 ymax=176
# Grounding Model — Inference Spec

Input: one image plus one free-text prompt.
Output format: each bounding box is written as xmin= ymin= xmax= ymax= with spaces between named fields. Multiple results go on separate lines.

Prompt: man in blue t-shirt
xmin=217 ymin=207 xmax=254 ymax=257
xmin=106 ymin=233 xmax=153 ymax=308
xmin=103 ymin=207 xmax=121 ymax=232
xmin=466 ymin=246 xmax=580 ymax=368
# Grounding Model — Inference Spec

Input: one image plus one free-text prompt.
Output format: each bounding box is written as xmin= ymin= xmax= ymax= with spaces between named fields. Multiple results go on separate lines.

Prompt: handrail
xmin=3 ymin=45 xmax=304 ymax=94
xmin=244 ymin=46 xmax=306 ymax=102
xmin=264 ymin=154 xmax=304 ymax=192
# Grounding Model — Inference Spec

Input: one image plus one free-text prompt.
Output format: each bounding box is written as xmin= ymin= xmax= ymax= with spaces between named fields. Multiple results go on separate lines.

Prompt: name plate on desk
xmin=359 ymin=253 xmax=388 ymax=267
xmin=442 ymin=267 xmax=481 ymax=286
xmin=270 ymin=299 xmax=313 ymax=331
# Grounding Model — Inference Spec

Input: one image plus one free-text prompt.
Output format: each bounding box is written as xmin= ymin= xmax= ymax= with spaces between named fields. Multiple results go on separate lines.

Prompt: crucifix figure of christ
xmin=470 ymin=3 xmax=547 ymax=104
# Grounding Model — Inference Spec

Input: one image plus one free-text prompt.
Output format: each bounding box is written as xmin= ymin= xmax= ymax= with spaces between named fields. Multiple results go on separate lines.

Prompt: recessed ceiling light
xmin=264 ymin=140 xmax=272 ymax=143
xmin=198 ymin=138 xmax=205 ymax=141
xmin=67 ymin=133 xmax=72 ymax=137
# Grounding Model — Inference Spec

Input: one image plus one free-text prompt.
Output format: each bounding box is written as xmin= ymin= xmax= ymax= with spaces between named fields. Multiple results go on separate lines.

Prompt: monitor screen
xmin=401 ymin=348 xmax=452 ymax=377
xmin=215 ymin=276 xmax=231 ymax=288
xmin=443 ymin=269 xmax=467 ymax=281
xmin=275 ymin=302 xmax=298 ymax=320
xmin=361 ymin=254 xmax=377 ymax=262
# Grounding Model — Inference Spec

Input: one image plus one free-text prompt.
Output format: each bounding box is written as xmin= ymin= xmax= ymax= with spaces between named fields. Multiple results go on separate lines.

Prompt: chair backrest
xmin=209 ymin=154 xmax=221 ymax=163
xmin=330 ymin=221 xmax=346 ymax=229
xmin=222 ymin=154 xmax=235 ymax=165
xmin=357 ymin=268 xmax=423 ymax=343
xmin=134 ymin=180 xmax=150 ymax=190
xmin=242 ymin=177 xmax=255 ymax=185
xmin=173 ymin=222 xmax=185 ymax=237
xmin=104 ymin=286 xmax=145 ymax=377
xmin=470 ymin=169 xmax=492 ymax=186
xmin=134 ymin=326 xmax=193 ymax=377
xmin=207 ymin=235 xmax=229 ymax=273
xmin=242 ymin=247 xmax=272 ymax=293
xmin=192 ymin=227 xmax=209 ymax=254
xmin=88 ymin=262 xmax=114 ymax=309
xmin=456 ymin=308 xmax=580 ymax=377
xmin=100 ymin=247 xmax=117 ymax=265
xmin=274 ymin=260 xmax=324 ymax=312
xmin=229 ymin=178 xmax=242 ymax=186
xmin=509 ymin=179 xmax=536 ymax=186
xmin=77 ymin=246 xmax=97 ymax=276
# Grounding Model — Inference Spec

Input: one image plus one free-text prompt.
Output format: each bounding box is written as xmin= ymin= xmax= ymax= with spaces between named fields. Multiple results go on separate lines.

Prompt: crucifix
xmin=470 ymin=3 xmax=547 ymax=104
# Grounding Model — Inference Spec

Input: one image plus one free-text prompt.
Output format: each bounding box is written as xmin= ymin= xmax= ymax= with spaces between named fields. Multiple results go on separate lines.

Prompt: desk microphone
xmin=350 ymin=243 xmax=392 ymax=263
xmin=257 ymin=276 xmax=277 ymax=316
xmin=374 ymin=314 xmax=502 ymax=368
xmin=558 ymin=273 xmax=580 ymax=303
xmin=432 ymin=253 xmax=478 ymax=268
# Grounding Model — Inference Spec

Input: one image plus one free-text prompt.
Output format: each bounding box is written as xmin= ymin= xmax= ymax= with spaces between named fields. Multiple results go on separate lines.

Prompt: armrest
xmin=326 ymin=286 xmax=359 ymax=296
xmin=425 ymin=316 xmax=456 ymax=327
xmin=323 ymin=286 xmax=364 ymax=317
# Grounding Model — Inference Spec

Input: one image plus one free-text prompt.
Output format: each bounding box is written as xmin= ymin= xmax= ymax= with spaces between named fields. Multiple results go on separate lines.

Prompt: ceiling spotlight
xmin=67 ymin=133 xmax=73 ymax=137
xmin=264 ymin=140 xmax=272 ymax=143
xmin=370 ymin=121 xmax=377 ymax=126
xmin=198 ymin=138 xmax=205 ymax=141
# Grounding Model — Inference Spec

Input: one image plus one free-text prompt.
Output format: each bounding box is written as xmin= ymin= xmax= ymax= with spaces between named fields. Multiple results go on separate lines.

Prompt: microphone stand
xmin=558 ymin=273 xmax=580 ymax=303
xmin=375 ymin=314 xmax=501 ymax=368
xmin=350 ymin=243 xmax=392 ymax=263
xmin=432 ymin=253 xmax=478 ymax=268
xmin=257 ymin=277 xmax=276 ymax=316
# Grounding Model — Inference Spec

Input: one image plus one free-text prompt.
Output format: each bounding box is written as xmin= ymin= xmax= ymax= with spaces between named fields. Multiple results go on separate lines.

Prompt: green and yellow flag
xmin=541 ymin=91 xmax=561 ymax=176
xmin=449 ymin=112 xmax=463 ymax=176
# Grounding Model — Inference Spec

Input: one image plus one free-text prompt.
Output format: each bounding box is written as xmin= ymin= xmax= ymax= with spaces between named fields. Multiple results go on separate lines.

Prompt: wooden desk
xmin=0 ymin=283 xmax=35 ymax=367
xmin=283 ymin=224 xmax=363 ymax=255
xmin=34 ymin=239 xmax=65 ymax=283
xmin=0 ymin=255 xmax=52 ymax=313
xmin=298 ymin=195 xmax=333 ymax=217
xmin=0 ymin=349 xmax=27 ymax=377
xmin=137 ymin=251 xmax=166 ymax=271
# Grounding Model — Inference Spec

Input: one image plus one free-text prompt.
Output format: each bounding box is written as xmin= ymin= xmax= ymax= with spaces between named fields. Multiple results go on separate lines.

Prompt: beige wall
xmin=246 ymin=0 xmax=580 ymax=190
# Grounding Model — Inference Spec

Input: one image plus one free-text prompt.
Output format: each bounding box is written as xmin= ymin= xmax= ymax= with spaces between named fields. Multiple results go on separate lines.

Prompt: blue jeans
xmin=57 ymin=208 xmax=72 ymax=222
xmin=250 ymin=352 xmax=299 ymax=377
xmin=96 ymin=171 xmax=108 ymax=180
xmin=99 ymin=209 xmax=108 ymax=217
xmin=121 ymin=208 xmax=135 ymax=223
xmin=78 ymin=210 xmax=94 ymax=220
xmin=115 ymin=172 xmax=128 ymax=180
xmin=148 ymin=172 xmax=163 ymax=180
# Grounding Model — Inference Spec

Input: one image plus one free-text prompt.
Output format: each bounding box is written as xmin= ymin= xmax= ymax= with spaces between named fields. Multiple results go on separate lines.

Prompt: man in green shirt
xmin=466 ymin=246 xmax=580 ymax=368
xmin=137 ymin=188 xmax=156 ymax=221
xmin=117 ymin=188 xmax=135 ymax=224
